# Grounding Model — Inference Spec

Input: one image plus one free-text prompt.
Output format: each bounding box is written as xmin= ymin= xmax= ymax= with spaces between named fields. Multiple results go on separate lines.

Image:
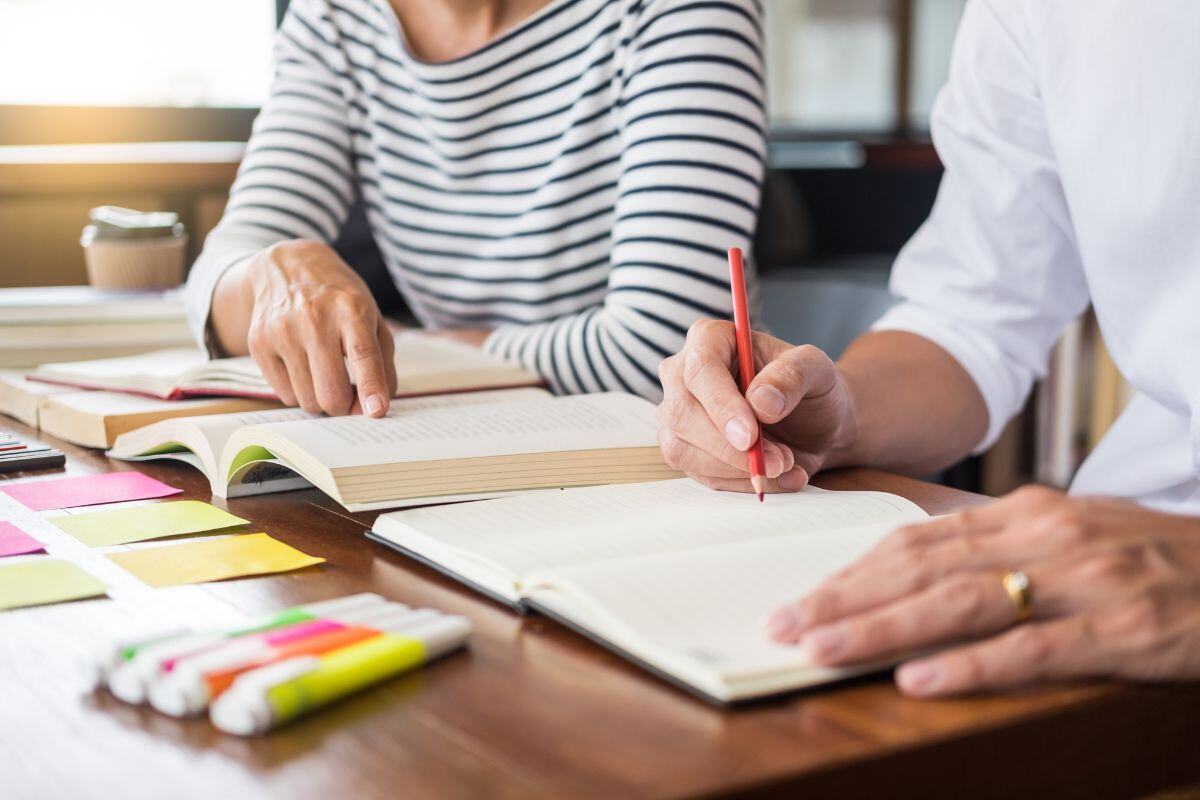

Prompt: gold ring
xmin=1002 ymin=571 xmax=1033 ymax=622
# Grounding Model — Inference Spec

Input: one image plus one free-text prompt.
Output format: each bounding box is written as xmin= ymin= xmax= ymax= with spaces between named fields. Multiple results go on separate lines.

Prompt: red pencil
xmin=727 ymin=247 xmax=766 ymax=502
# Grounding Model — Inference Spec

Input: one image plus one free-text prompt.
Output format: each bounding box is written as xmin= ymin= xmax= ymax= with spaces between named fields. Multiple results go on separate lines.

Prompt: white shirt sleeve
xmin=872 ymin=0 xmax=1090 ymax=451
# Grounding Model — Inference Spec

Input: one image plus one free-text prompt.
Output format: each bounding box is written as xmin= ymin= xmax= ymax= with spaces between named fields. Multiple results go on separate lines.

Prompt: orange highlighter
xmin=727 ymin=247 xmax=767 ymax=501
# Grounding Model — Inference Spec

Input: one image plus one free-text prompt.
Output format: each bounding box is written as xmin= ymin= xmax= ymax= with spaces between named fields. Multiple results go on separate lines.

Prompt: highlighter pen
xmin=150 ymin=608 xmax=441 ymax=717
xmin=210 ymin=615 xmax=473 ymax=736
xmin=147 ymin=603 xmax=422 ymax=714
xmin=111 ymin=601 xmax=405 ymax=705
xmin=104 ymin=593 xmax=387 ymax=703
xmin=94 ymin=592 xmax=385 ymax=687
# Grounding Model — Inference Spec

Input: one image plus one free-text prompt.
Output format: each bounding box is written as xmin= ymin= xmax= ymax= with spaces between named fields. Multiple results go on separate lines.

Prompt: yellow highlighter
xmin=209 ymin=614 xmax=471 ymax=735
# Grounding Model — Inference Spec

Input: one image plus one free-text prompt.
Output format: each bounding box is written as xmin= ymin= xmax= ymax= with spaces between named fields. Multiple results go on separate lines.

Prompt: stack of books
xmin=0 ymin=332 xmax=555 ymax=452
xmin=0 ymin=285 xmax=192 ymax=368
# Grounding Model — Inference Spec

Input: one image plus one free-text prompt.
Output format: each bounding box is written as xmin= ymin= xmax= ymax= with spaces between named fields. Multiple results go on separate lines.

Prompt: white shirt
xmin=874 ymin=0 xmax=1200 ymax=512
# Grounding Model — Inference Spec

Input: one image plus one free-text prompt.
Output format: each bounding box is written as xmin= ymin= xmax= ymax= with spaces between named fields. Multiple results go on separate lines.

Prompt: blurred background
xmin=0 ymin=0 xmax=1124 ymax=494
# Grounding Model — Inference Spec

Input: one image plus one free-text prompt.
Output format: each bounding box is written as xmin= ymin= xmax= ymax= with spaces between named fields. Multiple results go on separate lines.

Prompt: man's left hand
xmin=765 ymin=486 xmax=1200 ymax=697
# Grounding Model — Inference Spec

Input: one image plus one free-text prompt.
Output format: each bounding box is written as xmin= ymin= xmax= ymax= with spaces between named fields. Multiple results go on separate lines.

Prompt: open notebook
xmin=110 ymin=390 xmax=680 ymax=510
xmin=369 ymin=479 xmax=930 ymax=704
xmin=30 ymin=332 xmax=542 ymax=401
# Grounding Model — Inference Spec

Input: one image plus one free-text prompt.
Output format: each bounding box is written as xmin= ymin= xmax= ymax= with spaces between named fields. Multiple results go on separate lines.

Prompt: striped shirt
xmin=186 ymin=0 xmax=766 ymax=400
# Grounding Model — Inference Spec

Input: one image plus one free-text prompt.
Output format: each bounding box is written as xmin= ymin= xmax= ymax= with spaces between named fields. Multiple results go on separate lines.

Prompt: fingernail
xmin=778 ymin=468 xmax=809 ymax=491
xmin=364 ymin=394 xmax=385 ymax=416
xmin=897 ymin=661 xmax=941 ymax=695
xmin=724 ymin=418 xmax=753 ymax=450
xmin=764 ymin=608 xmax=802 ymax=642
xmin=750 ymin=385 xmax=786 ymax=418
xmin=799 ymin=625 xmax=847 ymax=662
xmin=763 ymin=448 xmax=785 ymax=478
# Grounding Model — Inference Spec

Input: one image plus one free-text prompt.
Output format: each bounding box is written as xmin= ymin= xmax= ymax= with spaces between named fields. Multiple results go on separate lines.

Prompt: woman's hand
xmin=244 ymin=241 xmax=397 ymax=417
xmin=655 ymin=320 xmax=856 ymax=493
xmin=766 ymin=486 xmax=1200 ymax=696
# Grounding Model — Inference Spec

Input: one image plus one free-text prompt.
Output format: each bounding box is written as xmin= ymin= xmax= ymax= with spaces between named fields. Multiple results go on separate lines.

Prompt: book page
xmin=392 ymin=333 xmax=536 ymax=380
xmin=378 ymin=478 xmax=927 ymax=578
xmin=188 ymin=357 xmax=270 ymax=392
xmin=250 ymin=392 xmax=652 ymax=469
xmin=187 ymin=334 xmax=537 ymax=396
xmin=186 ymin=407 xmax=315 ymax=457
xmin=48 ymin=390 xmax=236 ymax=417
xmin=528 ymin=523 xmax=899 ymax=685
xmin=35 ymin=348 xmax=205 ymax=393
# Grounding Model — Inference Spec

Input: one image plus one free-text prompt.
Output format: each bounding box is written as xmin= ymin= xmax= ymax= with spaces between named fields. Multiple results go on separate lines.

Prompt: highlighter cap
xmin=211 ymin=656 xmax=318 ymax=736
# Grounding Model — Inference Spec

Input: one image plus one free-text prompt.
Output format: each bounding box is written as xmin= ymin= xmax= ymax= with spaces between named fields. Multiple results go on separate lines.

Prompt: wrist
xmin=822 ymin=364 xmax=866 ymax=470
xmin=249 ymin=240 xmax=333 ymax=288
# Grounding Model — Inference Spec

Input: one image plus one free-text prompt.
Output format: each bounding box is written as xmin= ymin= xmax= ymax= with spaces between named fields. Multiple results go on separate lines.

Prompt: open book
xmin=369 ymin=479 xmax=929 ymax=704
xmin=110 ymin=390 xmax=680 ymax=510
xmin=30 ymin=332 xmax=542 ymax=401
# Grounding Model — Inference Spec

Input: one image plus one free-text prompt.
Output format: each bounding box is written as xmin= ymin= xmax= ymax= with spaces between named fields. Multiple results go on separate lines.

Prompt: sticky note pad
xmin=0 ymin=522 xmax=45 ymax=557
xmin=107 ymin=533 xmax=324 ymax=588
xmin=0 ymin=471 xmax=181 ymax=512
xmin=0 ymin=559 xmax=108 ymax=611
xmin=52 ymin=500 xmax=249 ymax=548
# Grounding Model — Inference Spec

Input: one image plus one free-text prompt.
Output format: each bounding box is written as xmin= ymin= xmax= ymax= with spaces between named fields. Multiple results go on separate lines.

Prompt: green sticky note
xmin=0 ymin=559 xmax=108 ymax=611
xmin=52 ymin=501 xmax=249 ymax=548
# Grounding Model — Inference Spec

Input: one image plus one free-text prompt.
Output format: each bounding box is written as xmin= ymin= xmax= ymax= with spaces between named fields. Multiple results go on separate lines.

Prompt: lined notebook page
xmin=529 ymin=523 xmax=900 ymax=685
xmin=380 ymin=479 xmax=927 ymax=578
xmin=257 ymin=392 xmax=657 ymax=469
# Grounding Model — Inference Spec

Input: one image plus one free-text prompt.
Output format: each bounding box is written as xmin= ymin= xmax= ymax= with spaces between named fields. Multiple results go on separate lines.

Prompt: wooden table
xmin=3 ymin=419 xmax=1198 ymax=800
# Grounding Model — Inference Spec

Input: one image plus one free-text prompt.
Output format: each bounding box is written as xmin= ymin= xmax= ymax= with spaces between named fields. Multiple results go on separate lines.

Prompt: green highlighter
xmin=209 ymin=614 xmax=472 ymax=735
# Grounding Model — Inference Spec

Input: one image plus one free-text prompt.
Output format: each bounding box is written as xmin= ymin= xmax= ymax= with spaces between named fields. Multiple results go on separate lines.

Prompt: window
xmin=0 ymin=0 xmax=276 ymax=107
xmin=764 ymin=0 xmax=966 ymax=133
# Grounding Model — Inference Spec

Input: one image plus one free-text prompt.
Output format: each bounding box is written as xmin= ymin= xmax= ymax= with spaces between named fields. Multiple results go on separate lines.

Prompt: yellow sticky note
xmin=107 ymin=533 xmax=324 ymax=588
xmin=0 ymin=559 xmax=108 ymax=611
xmin=52 ymin=500 xmax=248 ymax=547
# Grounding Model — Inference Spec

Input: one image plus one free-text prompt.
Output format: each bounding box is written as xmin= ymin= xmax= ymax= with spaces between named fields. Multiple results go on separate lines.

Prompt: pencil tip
xmin=750 ymin=475 xmax=767 ymax=500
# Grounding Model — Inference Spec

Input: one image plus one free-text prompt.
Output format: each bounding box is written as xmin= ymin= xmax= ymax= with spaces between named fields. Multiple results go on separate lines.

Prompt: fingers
xmin=343 ymin=317 xmax=391 ymax=418
xmin=872 ymin=504 xmax=1007 ymax=557
xmin=279 ymin=345 xmax=320 ymax=414
xmin=657 ymin=363 xmax=793 ymax=478
xmin=745 ymin=344 xmax=838 ymax=425
xmin=659 ymin=428 xmax=794 ymax=481
xmin=894 ymin=616 xmax=1106 ymax=697
xmin=679 ymin=321 xmax=759 ymax=451
xmin=376 ymin=316 xmax=399 ymax=399
xmin=306 ymin=330 xmax=356 ymax=417
xmin=874 ymin=485 xmax=1070 ymax=557
xmin=250 ymin=345 xmax=298 ymax=407
xmin=785 ymin=572 xmax=1018 ymax=666
xmin=768 ymin=528 xmax=1018 ymax=639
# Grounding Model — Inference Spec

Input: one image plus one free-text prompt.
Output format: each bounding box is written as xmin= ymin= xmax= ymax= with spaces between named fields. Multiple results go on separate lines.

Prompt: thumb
xmin=746 ymin=343 xmax=837 ymax=424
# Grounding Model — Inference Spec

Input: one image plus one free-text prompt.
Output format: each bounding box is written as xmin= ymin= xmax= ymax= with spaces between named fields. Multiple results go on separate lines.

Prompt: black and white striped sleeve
xmin=483 ymin=0 xmax=766 ymax=400
xmin=184 ymin=0 xmax=356 ymax=348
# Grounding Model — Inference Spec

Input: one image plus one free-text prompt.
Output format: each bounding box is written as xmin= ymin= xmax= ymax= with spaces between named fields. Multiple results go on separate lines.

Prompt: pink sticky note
xmin=0 ymin=471 xmax=182 ymax=512
xmin=0 ymin=522 xmax=44 ymax=557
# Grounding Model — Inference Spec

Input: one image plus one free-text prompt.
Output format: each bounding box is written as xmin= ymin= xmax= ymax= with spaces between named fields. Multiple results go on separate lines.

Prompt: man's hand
xmin=656 ymin=320 xmax=856 ymax=493
xmin=765 ymin=486 xmax=1200 ymax=696
xmin=244 ymin=241 xmax=398 ymax=417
